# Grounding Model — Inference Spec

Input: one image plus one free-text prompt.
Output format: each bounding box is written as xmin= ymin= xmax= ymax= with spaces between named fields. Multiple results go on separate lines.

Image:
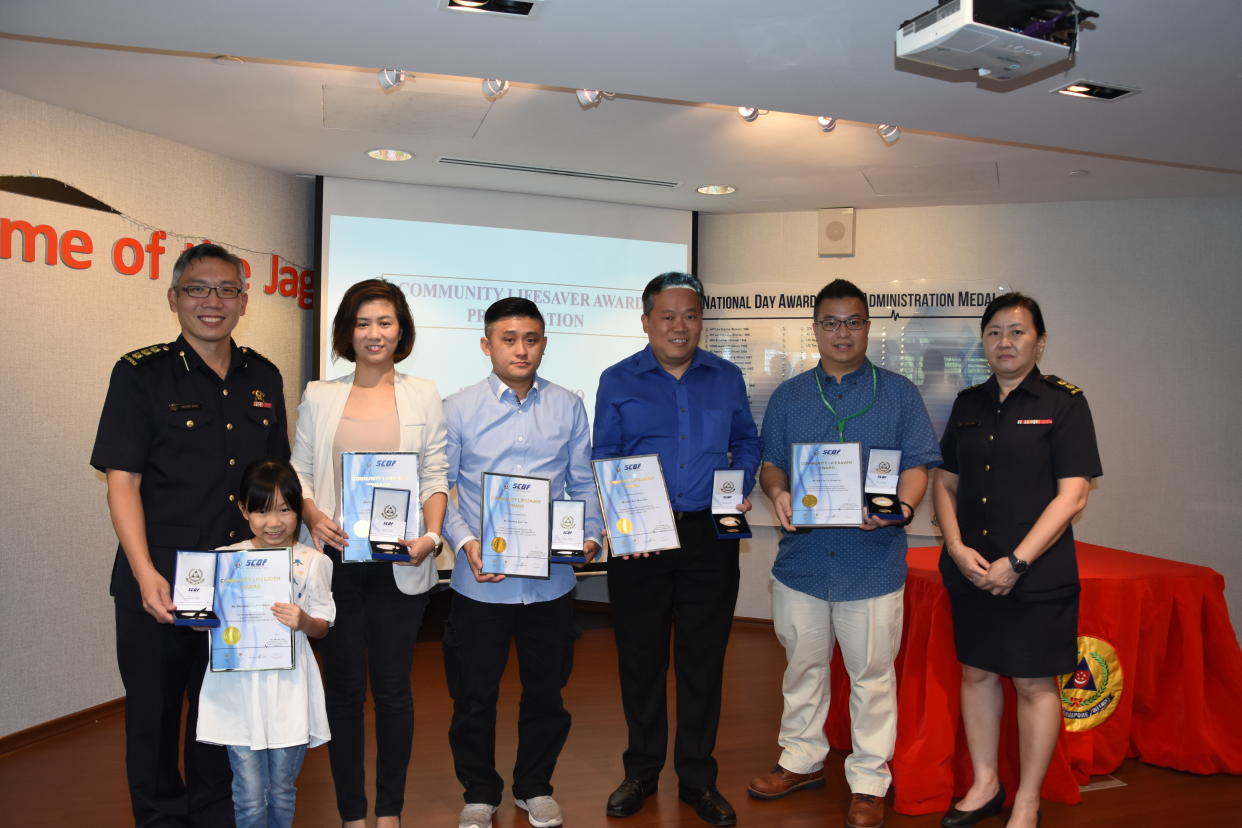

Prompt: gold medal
xmin=801 ymin=494 xmax=818 ymax=508
xmin=871 ymin=496 xmax=894 ymax=508
xmin=490 ymin=537 xmax=507 ymax=554
xmin=615 ymin=517 xmax=633 ymax=535
xmin=221 ymin=626 xmax=241 ymax=646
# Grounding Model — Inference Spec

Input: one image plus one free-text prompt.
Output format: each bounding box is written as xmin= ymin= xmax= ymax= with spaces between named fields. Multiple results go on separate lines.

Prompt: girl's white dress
xmin=196 ymin=540 xmax=335 ymax=749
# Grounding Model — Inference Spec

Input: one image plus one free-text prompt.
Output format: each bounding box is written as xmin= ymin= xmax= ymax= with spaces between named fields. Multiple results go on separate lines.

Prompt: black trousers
xmin=318 ymin=554 xmax=429 ymax=821
xmin=442 ymin=590 xmax=578 ymax=805
xmin=606 ymin=513 xmax=740 ymax=789
xmin=114 ymin=604 xmax=234 ymax=828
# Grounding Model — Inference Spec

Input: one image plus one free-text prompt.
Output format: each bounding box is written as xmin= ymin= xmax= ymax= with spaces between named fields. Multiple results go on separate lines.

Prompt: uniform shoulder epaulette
xmin=119 ymin=343 xmax=172 ymax=367
xmin=1042 ymin=374 xmax=1083 ymax=395
xmin=239 ymin=346 xmax=280 ymax=372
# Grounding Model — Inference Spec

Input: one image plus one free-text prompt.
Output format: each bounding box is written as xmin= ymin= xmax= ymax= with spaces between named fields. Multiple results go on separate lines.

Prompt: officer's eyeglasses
xmin=814 ymin=316 xmax=869 ymax=332
xmin=181 ymin=283 xmax=245 ymax=299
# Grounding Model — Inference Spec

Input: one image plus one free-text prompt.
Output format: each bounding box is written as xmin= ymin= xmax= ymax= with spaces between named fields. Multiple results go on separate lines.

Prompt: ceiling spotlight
xmin=377 ymin=69 xmax=407 ymax=90
xmin=696 ymin=185 xmax=737 ymax=195
xmin=816 ymin=116 xmax=837 ymax=133
xmin=576 ymin=89 xmax=615 ymax=108
xmin=453 ymin=0 xmax=490 ymax=6
xmin=367 ymin=148 xmax=413 ymax=162
xmin=737 ymin=106 xmax=761 ymax=122
xmin=482 ymin=78 xmax=510 ymax=99
xmin=876 ymin=123 xmax=901 ymax=144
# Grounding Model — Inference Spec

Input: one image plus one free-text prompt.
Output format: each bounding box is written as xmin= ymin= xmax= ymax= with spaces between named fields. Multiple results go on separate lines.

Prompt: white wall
xmin=0 ymin=89 xmax=313 ymax=737
xmin=699 ymin=199 xmax=1242 ymax=629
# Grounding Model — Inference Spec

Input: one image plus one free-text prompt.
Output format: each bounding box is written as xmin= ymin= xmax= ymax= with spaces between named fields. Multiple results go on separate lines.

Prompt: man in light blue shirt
xmin=442 ymin=297 xmax=602 ymax=828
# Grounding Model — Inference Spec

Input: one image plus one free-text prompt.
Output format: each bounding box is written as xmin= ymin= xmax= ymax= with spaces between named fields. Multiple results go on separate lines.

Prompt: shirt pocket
xmin=699 ymin=409 xmax=732 ymax=453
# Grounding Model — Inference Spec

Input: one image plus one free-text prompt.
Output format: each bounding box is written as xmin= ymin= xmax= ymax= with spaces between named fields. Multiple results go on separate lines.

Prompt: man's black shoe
xmin=606 ymin=777 xmax=657 ymax=818
xmin=678 ymin=785 xmax=737 ymax=827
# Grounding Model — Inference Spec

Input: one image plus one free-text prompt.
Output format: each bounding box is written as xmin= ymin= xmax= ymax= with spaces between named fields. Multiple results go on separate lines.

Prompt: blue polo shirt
xmin=593 ymin=346 xmax=760 ymax=510
xmin=761 ymin=360 xmax=941 ymax=601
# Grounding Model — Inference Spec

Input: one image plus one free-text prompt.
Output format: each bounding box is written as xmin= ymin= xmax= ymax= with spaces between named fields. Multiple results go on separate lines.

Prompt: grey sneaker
xmin=515 ymin=795 xmax=564 ymax=827
xmin=458 ymin=802 xmax=497 ymax=828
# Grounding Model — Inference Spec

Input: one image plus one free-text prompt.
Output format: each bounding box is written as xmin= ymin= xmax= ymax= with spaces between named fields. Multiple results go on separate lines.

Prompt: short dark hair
xmin=484 ymin=297 xmax=545 ymax=333
xmin=813 ymin=279 xmax=868 ymax=319
xmin=332 ymin=279 xmax=416 ymax=362
xmin=642 ymin=272 xmax=705 ymax=315
xmin=980 ymin=292 xmax=1046 ymax=337
xmin=238 ymin=458 xmax=304 ymax=538
xmin=171 ymin=242 xmax=245 ymax=289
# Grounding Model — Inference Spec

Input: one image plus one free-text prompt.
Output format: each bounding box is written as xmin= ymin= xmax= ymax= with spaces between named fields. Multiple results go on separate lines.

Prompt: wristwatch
xmin=1007 ymin=552 xmax=1029 ymax=575
xmin=423 ymin=531 xmax=444 ymax=555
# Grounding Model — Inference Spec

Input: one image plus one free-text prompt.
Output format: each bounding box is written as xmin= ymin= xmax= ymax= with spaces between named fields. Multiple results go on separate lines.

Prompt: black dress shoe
xmin=607 ymin=777 xmax=658 ymax=818
xmin=678 ymin=785 xmax=737 ymax=827
xmin=941 ymin=784 xmax=1005 ymax=827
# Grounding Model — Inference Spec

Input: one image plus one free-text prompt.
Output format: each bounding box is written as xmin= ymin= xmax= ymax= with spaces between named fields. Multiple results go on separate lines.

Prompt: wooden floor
xmin=2 ymin=611 xmax=1239 ymax=827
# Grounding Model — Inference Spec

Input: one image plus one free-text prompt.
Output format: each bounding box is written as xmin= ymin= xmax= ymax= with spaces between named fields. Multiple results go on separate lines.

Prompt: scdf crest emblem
xmin=1058 ymin=635 xmax=1124 ymax=731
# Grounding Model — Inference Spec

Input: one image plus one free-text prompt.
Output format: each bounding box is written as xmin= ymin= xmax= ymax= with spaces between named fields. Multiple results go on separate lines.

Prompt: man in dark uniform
xmin=90 ymin=242 xmax=290 ymax=827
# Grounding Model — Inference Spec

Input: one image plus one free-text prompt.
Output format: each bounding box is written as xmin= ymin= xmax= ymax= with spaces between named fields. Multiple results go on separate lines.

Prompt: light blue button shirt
xmin=443 ymin=373 xmax=603 ymax=604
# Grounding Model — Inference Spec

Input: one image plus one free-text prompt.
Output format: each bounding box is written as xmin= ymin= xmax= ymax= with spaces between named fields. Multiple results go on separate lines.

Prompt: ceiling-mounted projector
xmin=896 ymin=0 xmax=1098 ymax=80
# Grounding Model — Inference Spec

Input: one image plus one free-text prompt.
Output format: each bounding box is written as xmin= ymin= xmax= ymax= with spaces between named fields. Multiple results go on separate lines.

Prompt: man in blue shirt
xmin=442 ymin=298 xmax=603 ymax=828
xmin=593 ymin=272 xmax=760 ymax=827
xmin=746 ymin=280 xmax=941 ymax=828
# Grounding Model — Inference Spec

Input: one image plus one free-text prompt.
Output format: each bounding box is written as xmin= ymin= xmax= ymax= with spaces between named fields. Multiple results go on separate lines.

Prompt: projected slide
xmin=322 ymin=214 xmax=689 ymax=417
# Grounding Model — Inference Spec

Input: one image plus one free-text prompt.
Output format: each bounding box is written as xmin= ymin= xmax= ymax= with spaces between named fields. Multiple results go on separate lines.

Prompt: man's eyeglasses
xmin=180 ymin=283 xmax=245 ymax=299
xmin=814 ymin=316 xmax=869 ymax=332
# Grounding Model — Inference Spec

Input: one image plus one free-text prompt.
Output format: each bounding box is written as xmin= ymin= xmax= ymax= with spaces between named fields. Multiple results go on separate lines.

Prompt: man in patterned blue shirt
xmin=442 ymin=298 xmax=603 ymax=828
xmin=593 ymin=272 xmax=760 ymax=827
xmin=747 ymin=280 xmax=941 ymax=828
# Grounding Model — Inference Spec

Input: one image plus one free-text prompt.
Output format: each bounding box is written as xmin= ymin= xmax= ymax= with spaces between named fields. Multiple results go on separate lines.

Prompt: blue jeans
xmin=226 ymin=744 xmax=308 ymax=828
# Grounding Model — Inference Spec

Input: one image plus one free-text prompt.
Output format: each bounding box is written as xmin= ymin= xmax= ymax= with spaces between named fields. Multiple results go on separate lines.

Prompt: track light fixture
xmin=877 ymin=123 xmax=901 ymax=144
xmin=816 ymin=116 xmax=837 ymax=133
xmin=576 ymin=89 xmax=615 ymax=108
xmin=482 ymin=78 xmax=510 ymax=99
xmin=377 ymin=69 xmax=407 ymax=90
xmin=737 ymin=106 xmax=761 ymax=122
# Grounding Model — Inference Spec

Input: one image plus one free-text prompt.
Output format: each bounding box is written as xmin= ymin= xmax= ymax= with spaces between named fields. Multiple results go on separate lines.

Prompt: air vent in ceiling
xmin=438 ymin=157 xmax=679 ymax=188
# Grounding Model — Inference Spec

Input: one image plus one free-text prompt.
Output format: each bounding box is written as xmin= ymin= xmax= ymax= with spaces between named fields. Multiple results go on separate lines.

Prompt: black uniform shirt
xmin=90 ymin=335 xmax=290 ymax=607
xmin=939 ymin=368 xmax=1101 ymax=601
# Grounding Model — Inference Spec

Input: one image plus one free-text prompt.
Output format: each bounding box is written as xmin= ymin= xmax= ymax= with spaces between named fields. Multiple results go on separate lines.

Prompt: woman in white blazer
xmin=291 ymin=279 xmax=448 ymax=828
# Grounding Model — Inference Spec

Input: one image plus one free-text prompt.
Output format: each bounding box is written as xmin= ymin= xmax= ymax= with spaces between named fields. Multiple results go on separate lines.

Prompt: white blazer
xmin=291 ymin=372 xmax=449 ymax=595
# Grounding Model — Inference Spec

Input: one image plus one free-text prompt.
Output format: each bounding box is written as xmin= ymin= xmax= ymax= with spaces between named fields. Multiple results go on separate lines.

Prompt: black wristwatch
xmin=1007 ymin=552 xmax=1029 ymax=575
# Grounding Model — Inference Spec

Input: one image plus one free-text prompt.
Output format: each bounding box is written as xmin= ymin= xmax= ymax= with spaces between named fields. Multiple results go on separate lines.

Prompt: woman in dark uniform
xmin=932 ymin=293 xmax=1101 ymax=828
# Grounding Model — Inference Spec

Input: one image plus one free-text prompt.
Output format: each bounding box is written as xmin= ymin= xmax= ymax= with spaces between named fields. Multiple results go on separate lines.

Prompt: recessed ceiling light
xmin=1053 ymin=80 xmax=1141 ymax=102
xmin=367 ymin=148 xmax=413 ymax=161
xmin=697 ymin=185 xmax=736 ymax=195
xmin=1068 ymin=169 xmax=1090 ymax=177
xmin=442 ymin=0 xmax=543 ymax=17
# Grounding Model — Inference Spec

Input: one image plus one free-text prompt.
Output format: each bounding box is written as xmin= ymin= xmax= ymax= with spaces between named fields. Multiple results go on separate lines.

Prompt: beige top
xmin=331 ymin=408 xmax=400 ymax=513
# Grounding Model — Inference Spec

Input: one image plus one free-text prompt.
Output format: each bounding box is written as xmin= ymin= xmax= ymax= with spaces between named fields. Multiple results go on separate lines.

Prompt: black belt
xmin=673 ymin=509 xmax=710 ymax=522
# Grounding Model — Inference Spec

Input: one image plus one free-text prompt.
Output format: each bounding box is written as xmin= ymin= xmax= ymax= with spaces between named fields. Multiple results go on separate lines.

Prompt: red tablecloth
xmin=825 ymin=542 xmax=1242 ymax=815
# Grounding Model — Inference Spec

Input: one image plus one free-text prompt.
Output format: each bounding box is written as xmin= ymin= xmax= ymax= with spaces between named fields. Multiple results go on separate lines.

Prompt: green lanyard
xmin=813 ymin=362 xmax=878 ymax=441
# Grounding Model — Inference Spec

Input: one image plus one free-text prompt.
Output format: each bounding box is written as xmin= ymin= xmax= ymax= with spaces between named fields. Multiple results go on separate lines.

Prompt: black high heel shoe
xmin=940 ymin=784 xmax=1005 ymax=827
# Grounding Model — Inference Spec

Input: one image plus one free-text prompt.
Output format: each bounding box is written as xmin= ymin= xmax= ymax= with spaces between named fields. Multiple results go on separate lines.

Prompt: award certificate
xmin=173 ymin=550 xmax=219 ymax=627
xmin=550 ymin=500 xmax=587 ymax=564
xmin=209 ymin=547 xmax=294 ymax=672
xmin=340 ymin=451 xmax=420 ymax=563
xmin=480 ymin=473 xmax=552 ymax=579
xmin=592 ymin=455 xmax=680 ymax=556
xmin=789 ymin=442 xmax=864 ymax=527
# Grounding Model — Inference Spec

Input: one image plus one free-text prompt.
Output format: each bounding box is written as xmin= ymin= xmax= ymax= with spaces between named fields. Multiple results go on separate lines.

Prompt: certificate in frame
xmin=340 ymin=451 xmax=420 ymax=563
xmin=591 ymin=454 xmax=680 ymax=556
xmin=789 ymin=442 xmax=864 ymax=527
xmin=479 ymin=472 xmax=552 ymax=579
xmin=208 ymin=547 xmax=295 ymax=672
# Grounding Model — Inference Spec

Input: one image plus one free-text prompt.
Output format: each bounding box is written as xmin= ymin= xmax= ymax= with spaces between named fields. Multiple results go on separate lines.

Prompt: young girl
xmin=196 ymin=457 xmax=335 ymax=828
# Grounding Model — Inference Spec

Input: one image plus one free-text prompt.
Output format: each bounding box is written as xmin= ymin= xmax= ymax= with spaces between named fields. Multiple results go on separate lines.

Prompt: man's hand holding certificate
xmin=479 ymin=473 xmax=552 ymax=579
